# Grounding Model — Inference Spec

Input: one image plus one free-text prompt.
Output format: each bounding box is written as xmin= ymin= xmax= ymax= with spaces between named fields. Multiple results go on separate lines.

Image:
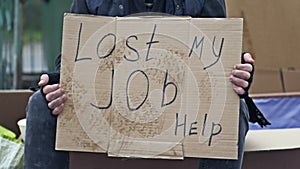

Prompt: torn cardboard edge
xmin=108 ymin=140 xmax=184 ymax=160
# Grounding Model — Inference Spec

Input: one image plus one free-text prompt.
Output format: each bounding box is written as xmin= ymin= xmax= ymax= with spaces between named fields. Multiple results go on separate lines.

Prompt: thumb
xmin=38 ymin=74 xmax=49 ymax=87
xmin=243 ymin=53 xmax=255 ymax=64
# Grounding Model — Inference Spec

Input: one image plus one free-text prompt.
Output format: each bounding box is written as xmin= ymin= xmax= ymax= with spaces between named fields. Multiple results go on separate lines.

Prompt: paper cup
xmin=17 ymin=118 xmax=26 ymax=141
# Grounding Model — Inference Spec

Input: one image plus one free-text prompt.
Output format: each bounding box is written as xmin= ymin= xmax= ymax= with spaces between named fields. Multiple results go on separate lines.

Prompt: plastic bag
xmin=0 ymin=125 xmax=24 ymax=169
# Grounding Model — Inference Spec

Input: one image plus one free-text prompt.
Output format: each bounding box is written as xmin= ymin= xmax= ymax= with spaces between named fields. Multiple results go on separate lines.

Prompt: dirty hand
xmin=230 ymin=53 xmax=255 ymax=95
xmin=38 ymin=74 xmax=67 ymax=115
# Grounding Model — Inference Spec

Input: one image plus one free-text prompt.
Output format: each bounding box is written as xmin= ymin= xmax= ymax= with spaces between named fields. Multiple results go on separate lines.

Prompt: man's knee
xmin=26 ymin=90 xmax=54 ymax=124
xmin=27 ymin=90 xmax=47 ymax=108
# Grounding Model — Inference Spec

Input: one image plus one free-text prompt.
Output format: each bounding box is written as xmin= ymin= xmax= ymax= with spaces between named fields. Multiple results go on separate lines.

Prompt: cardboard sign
xmin=56 ymin=13 xmax=243 ymax=160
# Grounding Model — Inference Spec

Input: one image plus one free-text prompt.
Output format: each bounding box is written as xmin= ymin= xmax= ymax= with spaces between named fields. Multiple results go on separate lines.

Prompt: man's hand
xmin=39 ymin=74 xmax=67 ymax=115
xmin=230 ymin=53 xmax=255 ymax=95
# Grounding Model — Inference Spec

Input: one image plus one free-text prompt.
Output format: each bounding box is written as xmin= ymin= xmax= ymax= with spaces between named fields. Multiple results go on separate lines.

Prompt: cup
xmin=17 ymin=118 xmax=26 ymax=141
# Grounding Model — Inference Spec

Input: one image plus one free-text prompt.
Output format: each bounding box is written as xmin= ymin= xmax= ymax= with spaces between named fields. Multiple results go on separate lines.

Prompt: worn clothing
xmin=70 ymin=0 xmax=226 ymax=18
xmin=25 ymin=1 xmax=249 ymax=169
xmin=55 ymin=0 xmax=227 ymax=72
xmin=24 ymin=91 xmax=69 ymax=169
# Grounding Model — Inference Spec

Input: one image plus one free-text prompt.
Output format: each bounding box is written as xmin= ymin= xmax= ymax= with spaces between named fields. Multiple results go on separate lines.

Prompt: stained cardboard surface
xmin=56 ymin=13 xmax=243 ymax=160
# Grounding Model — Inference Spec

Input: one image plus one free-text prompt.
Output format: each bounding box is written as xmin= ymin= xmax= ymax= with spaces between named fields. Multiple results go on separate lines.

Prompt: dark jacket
xmin=70 ymin=0 xmax=226 ymax=18
xmin=53 ymin=0 xmax=227 ymax=72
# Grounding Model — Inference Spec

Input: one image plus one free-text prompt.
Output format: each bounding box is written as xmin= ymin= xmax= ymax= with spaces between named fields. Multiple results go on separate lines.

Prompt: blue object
xmin=250 ymin=97 xmax=300 ymax=130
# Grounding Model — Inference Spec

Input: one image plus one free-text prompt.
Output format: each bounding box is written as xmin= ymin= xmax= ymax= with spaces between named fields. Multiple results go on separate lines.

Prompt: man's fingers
xmin=43 ymin=84 xmax=60 ymax=96
xmin=45 ymin=85 xmax=64 ymax=102
xmin=52 ymin=104 xmax=65 ymax=115
xmin=38 ymin=74 xmax=49 ymax=87
xmin=243 ymin=53 xmax=254 ymax=64
xmin=230 ymin=53 xmax=255 ymax=96
xmin=232 ymin=84 xmax=245 ymax=95
xmin=232 ymin=69 xmax=251 ymax=81
xmin=230 ymin=75 xmax=249 ymax=89
xmin=48 ymin=94 xmax=67 ymax=110
xmin=234 ymin=63 xmax=253 ymax=73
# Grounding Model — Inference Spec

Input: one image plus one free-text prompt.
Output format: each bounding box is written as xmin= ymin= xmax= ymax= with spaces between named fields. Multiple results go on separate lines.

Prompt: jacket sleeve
xmin=200 ymin=0 xmax=226 ymax=18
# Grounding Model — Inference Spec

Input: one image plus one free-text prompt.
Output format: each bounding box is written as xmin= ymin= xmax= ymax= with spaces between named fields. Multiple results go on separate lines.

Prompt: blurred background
xmin=0 ymin=0 xmax=72 ymax=89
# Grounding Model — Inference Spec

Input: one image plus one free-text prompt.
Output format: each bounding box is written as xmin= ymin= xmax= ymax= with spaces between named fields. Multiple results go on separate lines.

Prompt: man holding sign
xmin=25 ymin=0 xmax=269 ymax=169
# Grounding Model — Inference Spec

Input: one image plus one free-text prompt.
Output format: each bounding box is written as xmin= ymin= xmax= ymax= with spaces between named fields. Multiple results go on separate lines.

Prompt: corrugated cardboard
xmin=57 ymin=13 xmax=243 ymax=160
xmin=282 ymin=68 xmax=300 ymax=92
xmin=249 ymin=67 xmax=300 ymax=94
xmin=227 ymin=0 xmax=300 ymax=69
xmin=250 ymin=68 xmax=283 ymax=94
xmin=227 ymin=1 xmax=300 ymax=93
